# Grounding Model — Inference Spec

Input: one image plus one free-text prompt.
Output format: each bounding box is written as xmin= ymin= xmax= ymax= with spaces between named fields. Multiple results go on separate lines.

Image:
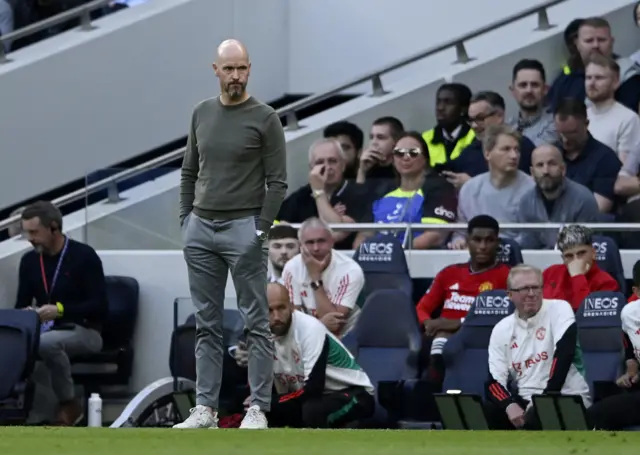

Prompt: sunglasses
xmin=393 ymin=147 xmax=422 ymax=158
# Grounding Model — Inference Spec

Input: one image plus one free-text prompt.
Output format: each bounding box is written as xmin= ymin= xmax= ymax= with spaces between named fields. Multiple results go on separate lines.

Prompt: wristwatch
xmin=256 ymin=230 xmax=268 ymax=242
xmin=310 ymin=280 xmax=323 ymax=291
xmin=312 ymin=189 xmax=325 ymax=199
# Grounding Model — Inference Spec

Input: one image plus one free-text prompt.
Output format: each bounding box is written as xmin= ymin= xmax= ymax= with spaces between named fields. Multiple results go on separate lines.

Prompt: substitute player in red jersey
xmin=416 ymin=215 xmax=510 ymax=384
xmin=542 ymin=225 xmax=618 ymax=311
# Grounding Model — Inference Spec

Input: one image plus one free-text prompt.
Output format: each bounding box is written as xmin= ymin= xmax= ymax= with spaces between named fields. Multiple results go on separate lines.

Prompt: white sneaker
xmin=239 ymin=405 xmax=268 ymax=429
xmin=173 ymin=405 xmax=218 ymax=429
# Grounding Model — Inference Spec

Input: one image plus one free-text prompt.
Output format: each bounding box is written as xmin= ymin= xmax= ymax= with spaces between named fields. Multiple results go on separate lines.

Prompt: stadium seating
xmin=591 ymin=236 xmax=626 ymax=295
xmin=353 ymin=234 xmax=412 ymax=300
xmin=442 ymin=290 xmax=515 ymax=398
xmin=498 ymin=238 xmax=523 ymax=266
xmin=71 ymin=276 xmax=139 ymax=400
xmin=575 ymin=291 xmax=626 ymax=402
xmin=350 ymin=289 xmax=422 ymax=426
xmin=0 ymin=309 xmax=40 ymax=424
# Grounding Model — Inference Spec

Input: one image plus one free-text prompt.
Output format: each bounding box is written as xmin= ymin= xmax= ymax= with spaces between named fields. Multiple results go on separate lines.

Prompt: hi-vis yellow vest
xmin=422 ymin=128 xmax=476 ymax=168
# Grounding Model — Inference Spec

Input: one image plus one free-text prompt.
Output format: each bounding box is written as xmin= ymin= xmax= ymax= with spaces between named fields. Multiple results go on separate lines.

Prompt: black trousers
xmin=587 ymin=389 xmax=640 ymax=430
xmin=483 ymin=396 xmax=541 ymax=430
xmin=268 ymin=387 xmax=375 ymax=429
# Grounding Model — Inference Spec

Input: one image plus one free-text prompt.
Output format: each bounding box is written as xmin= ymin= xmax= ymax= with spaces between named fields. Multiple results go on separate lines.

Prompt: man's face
xmin=511 ymin=69 xmax=546 ymax=113
xmin=576 ymin=25 xmax=614 ymax=62
xmin=269 ymin=287 xmax=293 ymax=337
xmin=468 ymin=101 xmax=503 ymax=139
xmin=436 ymin=89 xmax=463 ymax=126
xmin=508 ymin=271 xmax=543 ymax=318
xmin=329 ymin=134 xmax=358 ymax=170
xmin=555 ymin=115 xmax=589 ymax=153
xmin=561 ymin=244 xmax=595 ymax=268
xmin=467 ymin=227 xmax=499 ymax=266
xmin=310 ymin=142 xmax=345 ymax=185
xmin=300 ymin=227 xmax=333 ymax=262
xmin=268 ymin=237 xmax=299 ymax=271
xmin=213 ymin=51 xmax=251 ymax=101
xmin=485 ymin=134 xmax=520 ymax=173
xmin=585 ymin=63 xmax=618 ymax=103
xmin=369 ymin=124 xmax=396 ymax=160
xmin=531 ymin=148 xmax=565 ymax=192
xmin=21 ymin=217 xmax=53 ymax=253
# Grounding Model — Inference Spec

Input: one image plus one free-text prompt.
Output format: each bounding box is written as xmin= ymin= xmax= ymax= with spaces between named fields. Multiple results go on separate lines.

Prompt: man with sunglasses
xmin=485 ymin=264 xmax=591 ymax=430
xmin=542 ymin=224 xmax=618 ymax=311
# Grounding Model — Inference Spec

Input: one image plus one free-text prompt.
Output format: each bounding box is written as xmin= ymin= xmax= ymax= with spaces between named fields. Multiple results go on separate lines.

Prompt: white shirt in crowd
xmin=273 ymin=311 xmax=374 ymax=395
xmin=587 ymin=102 xmax=640 ymax=162
xmin=282 ymin=249 xmax=364 ymax=337
xmin=622 ymin=300 xmax=640 ymax=362
xmin=488 ymin=299 xmax=591 ymax=406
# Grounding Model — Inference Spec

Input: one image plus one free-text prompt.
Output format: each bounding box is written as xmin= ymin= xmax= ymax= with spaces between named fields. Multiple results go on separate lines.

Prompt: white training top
xmin=488 ymin=298 xmax=591 ymax=405
xmin=622 ymin=300 xmax=640 ymax=362
xmin=273 ymin=311 xmax=374 ymax=395
xmin=282 ymin=249 xmax=364 ymax=337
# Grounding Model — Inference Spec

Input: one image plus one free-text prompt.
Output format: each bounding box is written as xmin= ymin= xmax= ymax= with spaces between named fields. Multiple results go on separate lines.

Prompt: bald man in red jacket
xmin=543 ymin=225 xmax=619 ymax=311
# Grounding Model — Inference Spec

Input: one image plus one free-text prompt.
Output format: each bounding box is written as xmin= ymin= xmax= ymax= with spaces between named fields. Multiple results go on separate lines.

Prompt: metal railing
xmin=0 ymin=0 xmax=111 ymax=63
xmin=0 ymin=0 xmax=570 ymax=229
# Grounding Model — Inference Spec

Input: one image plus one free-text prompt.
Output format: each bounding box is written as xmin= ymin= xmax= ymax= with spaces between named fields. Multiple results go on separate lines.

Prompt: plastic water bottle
xmin=88 ymin=393 xmax=103 ymax=427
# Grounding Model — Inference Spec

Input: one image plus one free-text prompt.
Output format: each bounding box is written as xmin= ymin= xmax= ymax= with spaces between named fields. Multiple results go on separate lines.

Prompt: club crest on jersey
xmin=536 ymin=327 xmax=546 ymax=341
xmin=478 ymin=281 xmax=493 ymax=292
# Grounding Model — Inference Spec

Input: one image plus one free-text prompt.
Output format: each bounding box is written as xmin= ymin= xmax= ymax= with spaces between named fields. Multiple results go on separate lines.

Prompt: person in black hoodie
xmin=16 ymin=201 xmax=107 ymax=426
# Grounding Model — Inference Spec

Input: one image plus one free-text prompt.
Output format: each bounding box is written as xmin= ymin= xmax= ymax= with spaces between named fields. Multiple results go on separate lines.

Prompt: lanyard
xmin=40 ymin=236 xmax=69 ymax=302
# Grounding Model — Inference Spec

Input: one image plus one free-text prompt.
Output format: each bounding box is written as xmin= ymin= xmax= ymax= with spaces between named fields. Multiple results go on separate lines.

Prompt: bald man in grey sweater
xmin=175 ymin=39 xmax=287 ymax=430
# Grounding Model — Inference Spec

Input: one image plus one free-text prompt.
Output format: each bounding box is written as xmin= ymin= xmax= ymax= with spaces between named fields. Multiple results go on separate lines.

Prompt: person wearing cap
xmin=542 ymin=225 xmax=619 ymax=311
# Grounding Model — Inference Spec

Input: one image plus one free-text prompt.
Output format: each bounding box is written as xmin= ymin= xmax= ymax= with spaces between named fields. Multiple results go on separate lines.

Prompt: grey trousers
xmin=183 ymin=213 xmax=273 ymax=411
xmin=0 ymin=0 xmax=13 ymax=53
xmin=29 ymin=326 xmax=102 ymax=422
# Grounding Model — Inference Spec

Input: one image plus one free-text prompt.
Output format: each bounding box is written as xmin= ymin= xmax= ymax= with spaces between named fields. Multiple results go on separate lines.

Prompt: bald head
xmin=268 ymin=282 xmax=293 ymax=336
xmin=267 ymin=282 xmax=289 ymax=304
xmin=216 ymin=39 xmax=249 ymax=64
xmin=530 ymin=144 xmax=565 ymax=193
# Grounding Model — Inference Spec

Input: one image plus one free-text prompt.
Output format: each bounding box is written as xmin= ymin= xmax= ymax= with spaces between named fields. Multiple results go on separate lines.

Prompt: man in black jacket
xmin=17 ymin=201 xmax=107 ymax=426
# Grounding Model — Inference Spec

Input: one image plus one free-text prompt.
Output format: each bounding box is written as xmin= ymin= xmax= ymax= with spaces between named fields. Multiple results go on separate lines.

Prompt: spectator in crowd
xmin=356 ymin=116 xmax=404 ymax=188
xmin=323 ymin=121 xmax=364 ymax=180
xmin=282 ymin=218 xmax=364 ymax=338
xmin=451 ymin=124 xmax=534 ymax=248
xmin=443 ymin=91 xmax=535 ymax=189
xmin=267 ymin=225 xmax=299 ymax=282
xmin=275 ymin=138 xmax=367 ymax=250
xmin=542 ymin=225 xmax=618 ymax=311
xmin=422 ymin=83 xmax=475 ymax=171
xmin=16 ymin=201 xmax=107 ymax=426
xmin=585 ymin=54 xmax=640 ymax=162
xmin=0 ymin=0 xmax=13 ymax=53
xmin=355 ymin=132 xmax=457 ymax=249
xmin=587 ymin=266 xmax=640 ymax=430
xmin=416 ymin=215 xmax=510 ymax=386
xmin=507 ymin=59 xmax=558 ymax=146
xmin=548 ymin=16 xmax=640 ymax=112
xmin=516 ymin=145 xmax=601 ymax=249
xmin=264 ymin=282 xmax=374 ymax=428
xmin=485 ymin=264 xmax=591 ymax=430
xmin=554 ymin=98 xmax=621 ymax=214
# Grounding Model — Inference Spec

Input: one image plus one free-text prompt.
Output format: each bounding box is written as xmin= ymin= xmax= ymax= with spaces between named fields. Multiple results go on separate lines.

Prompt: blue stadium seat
xmin=575 ymin=291 xmax=625 ymax=400
xmin=351 ymin=289 xmax=422 ymax=425
xmin=353 ymin=234 xmax=412 ymax=300
xmin=72 ymin=276 xmax=139 ymax=394
xmin=592 ymin=235 xmax=626 ymax=295
xmin=498 ymin=238 xmax=523 ymax=266
xmin=0 ymin=309 xmax=40 ymax=424
xmin=442 ymin=290 xmax=515 ymax=398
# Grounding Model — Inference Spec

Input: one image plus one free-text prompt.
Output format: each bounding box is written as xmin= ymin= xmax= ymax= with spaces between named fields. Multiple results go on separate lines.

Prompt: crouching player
xmin=244 ymin=282 xmax=375 ymax=429
xmin=485 ymin=265 xmax=591 ymax=430
xmin=416 ymin=215 xmax=510 ymax=385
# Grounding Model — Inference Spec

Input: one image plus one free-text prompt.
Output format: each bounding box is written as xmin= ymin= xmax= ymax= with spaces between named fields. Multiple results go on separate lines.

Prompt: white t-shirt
xmin=282 ymin=250 xmax=364 ymax=337
xmin=588 ymin=101 xmax=640 ymax=161
xmin=273 ymin=311 xmax=374 ymax=395
xmin=488 ymin=299 xmax=591 ymax=405
xmin=621 ymin=300 xmax=640 ymax=361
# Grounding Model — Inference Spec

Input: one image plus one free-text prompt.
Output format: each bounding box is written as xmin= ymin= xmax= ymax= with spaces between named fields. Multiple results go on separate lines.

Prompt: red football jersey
xmin=629 ymin=294 xmax=639 ymax=303
xmin=542 ymin=263 xmax=619 ymax=311
xmin=416 ymin=262 xmax=511 ymax=324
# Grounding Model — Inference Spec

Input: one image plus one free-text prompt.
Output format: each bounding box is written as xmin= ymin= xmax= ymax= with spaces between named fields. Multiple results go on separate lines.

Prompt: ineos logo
xmin=584 ymin=297 xmax=618 ymax=311
xmin=476 ymin=296 xmax=510 ymax=308
xmin=498 ymin=243 xmax=511 ymax=258
xmin=360 ymin=242 xmax=393 ymax=255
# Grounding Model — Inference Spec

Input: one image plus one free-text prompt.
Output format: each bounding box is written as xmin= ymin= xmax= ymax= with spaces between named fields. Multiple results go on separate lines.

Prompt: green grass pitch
xmin=2 ymin=428 xmax=640 ymax=455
